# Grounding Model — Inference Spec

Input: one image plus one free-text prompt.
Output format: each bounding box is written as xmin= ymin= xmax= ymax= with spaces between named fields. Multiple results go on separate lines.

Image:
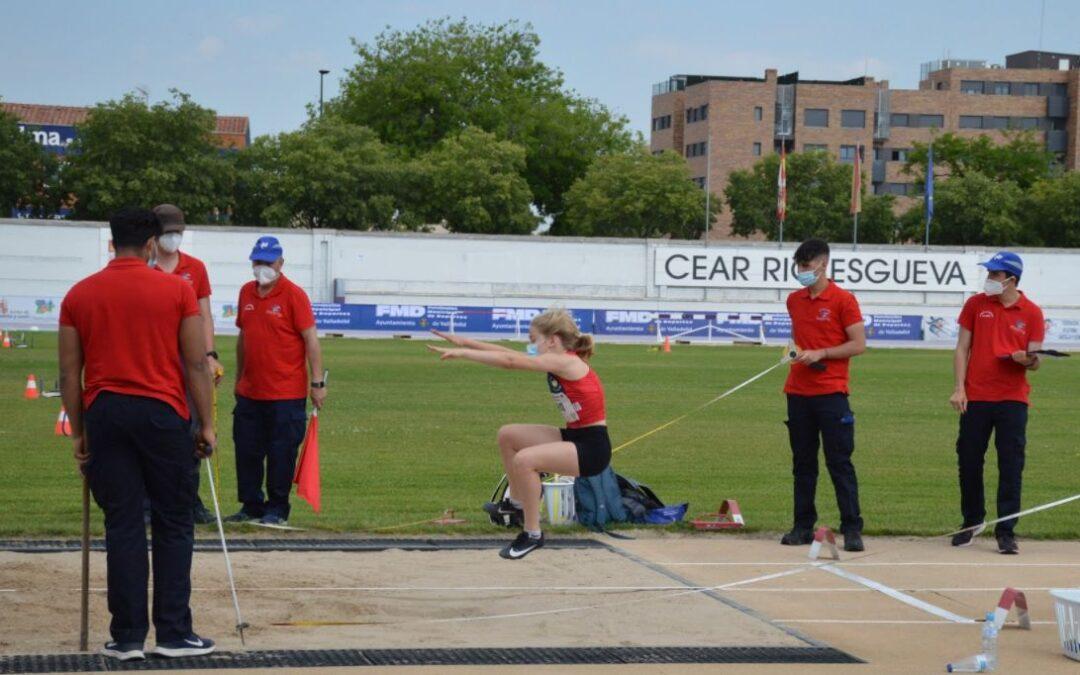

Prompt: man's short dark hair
xmin=152 ymin=204 xmax=185 ymax=228
xmin=110 ymin=208 xmax=162 ymax=249
xmin=793 ymin=238 xmax=830 ymax=265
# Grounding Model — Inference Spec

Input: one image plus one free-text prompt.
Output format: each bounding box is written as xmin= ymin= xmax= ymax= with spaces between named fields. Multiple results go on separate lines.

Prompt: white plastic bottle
xmin=981 ymin=612 xmax=998 ymax=670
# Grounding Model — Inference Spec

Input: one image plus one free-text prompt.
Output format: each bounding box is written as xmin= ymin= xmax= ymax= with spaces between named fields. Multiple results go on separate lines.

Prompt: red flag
xmin=850 ymin=144 xmax=862 ymax=215
xmin=293 ymin=410 xmax=321 ymax=513
xmin=777 ymin=145 xmax=787 ymax=222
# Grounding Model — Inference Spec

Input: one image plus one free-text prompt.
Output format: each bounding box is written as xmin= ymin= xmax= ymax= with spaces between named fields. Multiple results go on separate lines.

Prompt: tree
xmin=724 ymin=151 xmax=894 ymax=242
xmin=559 ymin=149 xmax=712 ymax=238
xmin=422 ymin=127 xmax=537 ymax=234
xmin=0 ymin=105 xmax=58 ymax=217
xmin=898 ymin=171 xmax=1025 ymax=246
xmin=857 ymin=193 xmax=899 ymax=244
xmin=233 ymin=119 xmax=423 ymax=230
xmin=1021 ymin=172 xmax=1080 ymax=248
xmin=60 ymin=91 xmax=234 ymax=221
xmin=903 ymin=131 xmax=1056 ymax=190
xmin=329 ymin=18 xmax=634 ymax=220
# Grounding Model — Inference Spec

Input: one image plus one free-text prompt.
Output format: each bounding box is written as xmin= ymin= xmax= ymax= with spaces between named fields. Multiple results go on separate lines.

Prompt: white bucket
xmin=1050 ymin=588 xmax=1080 ymax=662
xmin=542 ymin=478 xmax=576 ymax=525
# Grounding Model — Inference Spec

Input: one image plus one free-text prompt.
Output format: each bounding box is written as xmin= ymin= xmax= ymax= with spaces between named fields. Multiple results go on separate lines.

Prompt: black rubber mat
xmin=0 ymin=538 xmax=608 ymax=553
xmin=0 ymin=646 xmax=862 ymax=671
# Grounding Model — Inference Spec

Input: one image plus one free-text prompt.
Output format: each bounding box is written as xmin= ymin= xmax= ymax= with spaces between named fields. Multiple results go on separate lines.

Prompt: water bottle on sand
xmin=946 ymin=613 xmax=998 ymax=672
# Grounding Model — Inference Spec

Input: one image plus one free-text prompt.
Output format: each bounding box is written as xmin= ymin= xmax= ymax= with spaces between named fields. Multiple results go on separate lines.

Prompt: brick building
xmin=650 ymin=50 xmax=1079 ymax=239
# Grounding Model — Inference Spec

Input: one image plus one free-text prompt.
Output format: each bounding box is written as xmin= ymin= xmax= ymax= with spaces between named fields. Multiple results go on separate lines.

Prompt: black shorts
xmin=561 ymin=425 xmax=612 ymax=478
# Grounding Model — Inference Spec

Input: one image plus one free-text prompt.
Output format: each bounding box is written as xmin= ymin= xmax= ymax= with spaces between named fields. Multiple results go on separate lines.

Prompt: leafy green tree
xmin=1021 ymin=172 xmax=1080 ymax=247
xmin=903 ymin=131 xmax=1056 ymax=189
xmin=329 ymin=18 xmax=634 ymax=220
xmin=725 ymin=151 xmax=891 ymax=242
xmin=422 ymin=127 xmax=537 ymax=234
xmin=559 ymin=149 xmax=712 ymax=238
xmin=60 ymin=91 xmax=233 ymax=221
xmin=233 ymin=119 xmax=423 ymax=230
xmin=0 ymin=105 xmax=58 ymax=217
xmin=898 ymin=171 xmax=1025 ymax=246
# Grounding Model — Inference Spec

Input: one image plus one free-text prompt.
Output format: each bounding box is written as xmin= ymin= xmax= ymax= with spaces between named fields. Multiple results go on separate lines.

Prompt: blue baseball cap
xmin=249 ymin=236 xmax=283 ymax=263
xmin=979 ymin=251 xmax=1023 ymax=278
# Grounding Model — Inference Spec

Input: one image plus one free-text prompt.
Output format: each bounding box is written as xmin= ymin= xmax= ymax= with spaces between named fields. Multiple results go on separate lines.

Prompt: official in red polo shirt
xmin=949 ymin=251 xmax=1043 ymax=555
xmin=152 ymin=204 xmax=222 ymax=525
xmin=226 ymin=236 xmax=326 ymax=527
xmin=782 ymin=238 xmax=867 ymax=552
xmin=58 ymin=208 xmax=216 ymax=661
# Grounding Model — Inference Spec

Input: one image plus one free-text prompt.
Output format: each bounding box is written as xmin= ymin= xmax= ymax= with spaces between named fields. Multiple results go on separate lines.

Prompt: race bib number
xmin=547 ymin=373 xmax=581 ymax=423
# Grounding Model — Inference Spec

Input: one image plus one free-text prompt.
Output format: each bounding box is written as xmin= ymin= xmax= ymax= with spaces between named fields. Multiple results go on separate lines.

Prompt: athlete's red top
xmin=547 ymin=358 xmax=606 ymax=429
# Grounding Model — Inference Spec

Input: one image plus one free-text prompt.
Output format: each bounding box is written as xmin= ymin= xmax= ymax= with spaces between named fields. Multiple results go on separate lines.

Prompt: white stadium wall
xmin=3 ymin=219 xmax=1080 ymax=346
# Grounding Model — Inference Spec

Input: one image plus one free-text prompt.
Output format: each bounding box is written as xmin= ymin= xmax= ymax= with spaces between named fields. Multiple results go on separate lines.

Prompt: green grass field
xmin=2 ymin=333 xmax=1078 ymax=538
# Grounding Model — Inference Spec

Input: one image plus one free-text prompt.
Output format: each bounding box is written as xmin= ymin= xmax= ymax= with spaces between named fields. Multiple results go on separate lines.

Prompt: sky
xmin=3 ymin=0 xmax=1078 ymax=139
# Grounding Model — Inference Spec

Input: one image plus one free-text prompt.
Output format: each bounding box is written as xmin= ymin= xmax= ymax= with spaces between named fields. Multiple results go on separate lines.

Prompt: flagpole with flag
xmin=924 ymin=142 xmax=934 ymax=249
xmin=850 ymin=144 xmax=862 ymax=249
xmin=777 ymin=143 xmax=787 ymax=246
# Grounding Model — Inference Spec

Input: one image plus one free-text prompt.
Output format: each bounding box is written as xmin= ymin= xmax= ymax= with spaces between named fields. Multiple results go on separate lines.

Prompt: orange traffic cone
xmin=2 ymin=332 xmax=10 ymax=349
xmin=662 ymin=336 xmax=671 ymax=353
xmin=24 ymin=374 xmax=39 ymax=400
xmin=55 ymin=407 xmax=72 ymax=436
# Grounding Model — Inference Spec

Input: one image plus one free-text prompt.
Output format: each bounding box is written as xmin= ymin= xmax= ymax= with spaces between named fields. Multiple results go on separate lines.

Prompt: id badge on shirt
xmin=551 ymin=392 xmax=581 ymax=423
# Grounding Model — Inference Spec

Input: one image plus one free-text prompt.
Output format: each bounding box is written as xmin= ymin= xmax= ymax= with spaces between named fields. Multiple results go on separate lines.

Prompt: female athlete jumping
xmin=428 ymin=308 xmax=611 ymax=559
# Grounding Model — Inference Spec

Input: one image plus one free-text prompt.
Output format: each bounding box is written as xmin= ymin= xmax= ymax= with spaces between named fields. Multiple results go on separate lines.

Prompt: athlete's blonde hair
xmin=530 ymin=307 xmax=595 ymax=360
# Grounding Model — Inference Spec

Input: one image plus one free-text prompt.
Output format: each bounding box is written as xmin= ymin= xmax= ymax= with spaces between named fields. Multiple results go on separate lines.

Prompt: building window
xmin=651 ymin=115 xmax=671 ymax=130
xmin=692 ymin=177 xmax=706 ymax=188
xmin=986 ymin=116 xmax=1009 ymax=130
xmin=754 ymin=106 xmax=763 ymax=121
xmin=989 ymin=82 xmax=1011 ymax=95
xmin=875 ymin=182 xmax=911 ymax=196
xmin=890 ymin=113 xmax=909 ymax=127
xmin=803 ymin=143 xmax=827 ymax=153
xmin=917 ymin=114 xmax=944 ymax=128
xmin=686 ymin=104 xmax=709 ymax=124
xmin=1038 ymin=83 xmax=1068 ymax=97
xmin=685 ymin=141 xmax=707 ymax=157
xmin=959 ymin=115 xmax=983 ymax=129
xmin=1020 ymin=82 xmax=1039 ymax=96
xmin=889 ymin=148 xmax=909 ymax=162
xmin=651 ymin=149 xmax=664 ymax=156
xmin=960 ymin=80 xmax=984 ymax=95
xmin=839 ymin=145 xmax=858 ymax=163
xmin=752 ymin=142 xmax=762 ymax=156
xmin=1016 ymin=117 xmax=1038 ymax=130
xmin=841 ymin=110 xmax=866 ymax=128
xmin=804 ymin=108 xmax=829 ymax=127
xmin=873 ymin=147 xmax=882 ymax=160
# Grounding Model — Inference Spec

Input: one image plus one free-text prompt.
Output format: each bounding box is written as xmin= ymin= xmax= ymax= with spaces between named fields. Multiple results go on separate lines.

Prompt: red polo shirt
xmin=958 ymin=292 xmax=1045 ymax=404
xmin=156 ymin=251 xmax=211 ymax=300
xmin=235 ymin=274 xmax=316 ymax=401
xmin=784 ymin=280 xmax=864 ymax=396
xmin=59 ymin=257 xmax=200 ymax=417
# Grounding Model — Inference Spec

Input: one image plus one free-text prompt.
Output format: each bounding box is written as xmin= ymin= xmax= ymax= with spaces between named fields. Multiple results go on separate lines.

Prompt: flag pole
xmin=704 ymin=139 xmax=711 ymax=244
xmin=924 ymin=141 xmax=934 ymax=250
xmin=853 ymin=211 xmax=859 ymax=250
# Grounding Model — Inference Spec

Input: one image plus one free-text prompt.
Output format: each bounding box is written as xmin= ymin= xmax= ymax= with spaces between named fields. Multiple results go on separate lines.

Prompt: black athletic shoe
xmin=951 ymin=528 xmax=976 ymax=547
xmin=843 ymin=531 xmax=865 ymax=552
xmin=193 ymin=504 xmax=215 ymax=525
xmin=996 ymin=532 xmax=1019 ymax=555
xmin=780 ymin=528 xmax=814 ymax=546
xmin=483 ymin=499 xmax=524 ymax=528
xmin=499 ymin=532 xmax=545 ymax=560
xmin=102 ymin=641 xmax=145 ymax=661
xmin=152 ymin=634 xmax=215 ymax=658
xmin=223 ymin=510 xmax=258 ymax=523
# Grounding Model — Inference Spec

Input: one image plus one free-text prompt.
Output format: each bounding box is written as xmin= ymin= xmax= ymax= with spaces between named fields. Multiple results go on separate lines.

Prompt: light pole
xmin=318 ymin=69 xmax=330 ymax=117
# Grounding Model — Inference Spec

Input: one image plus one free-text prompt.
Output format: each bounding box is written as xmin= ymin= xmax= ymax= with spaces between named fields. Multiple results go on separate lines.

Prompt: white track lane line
xmin=776 ymin=619 xmax=1057 ymax=625
xmin=659 ymin=561 xmax=1080 ymax=567
xmin=817 ymin=564 xmax=975 ymax=623
xmin=14 ymin=584 xmax=1063 ymax=594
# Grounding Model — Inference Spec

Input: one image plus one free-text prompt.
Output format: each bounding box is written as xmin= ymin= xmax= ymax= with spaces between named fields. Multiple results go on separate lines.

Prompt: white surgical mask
xmin=984 ymin=279 xmax=1005 ymax=296
xmin=796 ymin=268 xmax=819 ymax=287
xmin=254 ymin=266 xmax=279 ymax=285
xmin=158 ymin=232 xmax=183 ymax=253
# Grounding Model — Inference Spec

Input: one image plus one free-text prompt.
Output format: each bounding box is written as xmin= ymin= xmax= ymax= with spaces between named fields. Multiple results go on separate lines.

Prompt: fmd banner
xmin=655 ymin=248 xmax=981 ymax=293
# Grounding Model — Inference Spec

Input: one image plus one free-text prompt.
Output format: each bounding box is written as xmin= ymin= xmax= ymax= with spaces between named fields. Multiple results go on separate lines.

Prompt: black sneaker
xmin=843 ymin=531 xmax=865 ymax=552
xmin=996 ymin=532 xmax=1019 ymax=555
xmin=260 ymin=513 xmax=287 ymax=526
xmin=152 ymin=634 xmax=215 ymax=658
xmin=223 ymin=510 xmax=257 ymax=523
xmin=483 ymin=499 xmax=524 ymax=528
xmin=780 ymin=528 xmax=814 ymax=546
xmin=102 ymin=641 xmax=145 ymax=661
xmin=193 ymin=504 xmax=215 ymax=525
xmin=499 ymin=532 xmax=544 ymax=560
xmin=951 ymin=528 xmax=976 ymax=547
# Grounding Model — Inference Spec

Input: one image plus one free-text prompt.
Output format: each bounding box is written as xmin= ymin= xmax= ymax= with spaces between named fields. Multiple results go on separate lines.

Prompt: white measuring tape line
xmin=945 ymin=492 xmax=1080 ymax=538
xmin=817 ymin=564 xmax=975 ymax=624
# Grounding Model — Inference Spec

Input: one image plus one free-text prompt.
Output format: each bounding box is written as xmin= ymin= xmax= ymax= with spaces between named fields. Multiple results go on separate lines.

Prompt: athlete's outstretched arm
xmin=430 ymin=329 xmax=519 ymax=354
xmin=428 ymin=345 xmax=582 ymax=378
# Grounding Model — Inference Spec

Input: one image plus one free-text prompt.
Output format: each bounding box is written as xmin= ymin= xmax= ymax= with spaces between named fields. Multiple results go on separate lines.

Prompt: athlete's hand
xmin=310 ymin=384 xmax=327 ymax=409
xmin=950 ymin=387 xmax=968 ymax=414
xmin=72 ymin=435 xmax=89 ymax=468
xmin=195 ymin=427 xmax=216 ymax=458
xmin=209 ymin=355 xmax=225 ymax=385
xmin=1010 ymin=350 xmax=1037 ymax=367
xmin=795 ymin=349 xmax=826 ymax=365
xmin=427 ymin=345 xmax=460 ymax=360
xmin=430 ymin=329 xmax=465 ymax=347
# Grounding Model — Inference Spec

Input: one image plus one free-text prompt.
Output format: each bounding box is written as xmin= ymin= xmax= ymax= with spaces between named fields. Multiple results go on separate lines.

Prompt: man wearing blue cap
xmin=226 ymin=236 xmax=326 ymax=526
xmin=949 ymin=251 xmax=1043 ymax=554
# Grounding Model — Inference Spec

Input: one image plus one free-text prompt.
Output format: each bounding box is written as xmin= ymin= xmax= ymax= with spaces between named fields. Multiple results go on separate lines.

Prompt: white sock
xmin=526 ymin=529 xmax=542 ymax=539
xmin=508 ymin=498 xmax=524 ymax=509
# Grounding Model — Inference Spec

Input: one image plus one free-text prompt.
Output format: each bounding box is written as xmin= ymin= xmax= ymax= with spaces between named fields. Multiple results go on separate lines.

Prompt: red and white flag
xmin=850 ymin=144 xmax=862 ymax=215
xmin=777 ymin=145 xmax=787 ymax=222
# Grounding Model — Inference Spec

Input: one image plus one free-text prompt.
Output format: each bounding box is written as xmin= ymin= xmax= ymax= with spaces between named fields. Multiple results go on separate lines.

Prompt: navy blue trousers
xmin=232 ymin=395 xmax=307 ymax=519
xmin=956 ymin=401 xmax=1028 ymax=535
xmin=85 ymin=392 xmax=196 ymax=643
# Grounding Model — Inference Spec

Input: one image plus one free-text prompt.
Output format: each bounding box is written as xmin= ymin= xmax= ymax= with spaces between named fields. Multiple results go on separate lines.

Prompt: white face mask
xmin=254 ymin=266 xmax=279 ymax=285
xmin=984 ymin=279 xmax=1006 ymax=296
xmin=158 ymin=232 xmax=183 ymax=253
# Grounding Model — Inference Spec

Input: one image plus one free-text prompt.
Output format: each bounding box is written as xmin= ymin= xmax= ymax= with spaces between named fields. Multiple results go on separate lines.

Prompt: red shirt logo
xmin=978 ymin=310 xmax=995 ymax=319
xmin=267 ymin=304 xmax=283 ymax=317
xmin=817 ymin=308 xmax=831 ymax=321
xmin=1011 ymin=319 xmax=1026 ymax=333
xmin=244 ymin=303 xmax=255 ymax=311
